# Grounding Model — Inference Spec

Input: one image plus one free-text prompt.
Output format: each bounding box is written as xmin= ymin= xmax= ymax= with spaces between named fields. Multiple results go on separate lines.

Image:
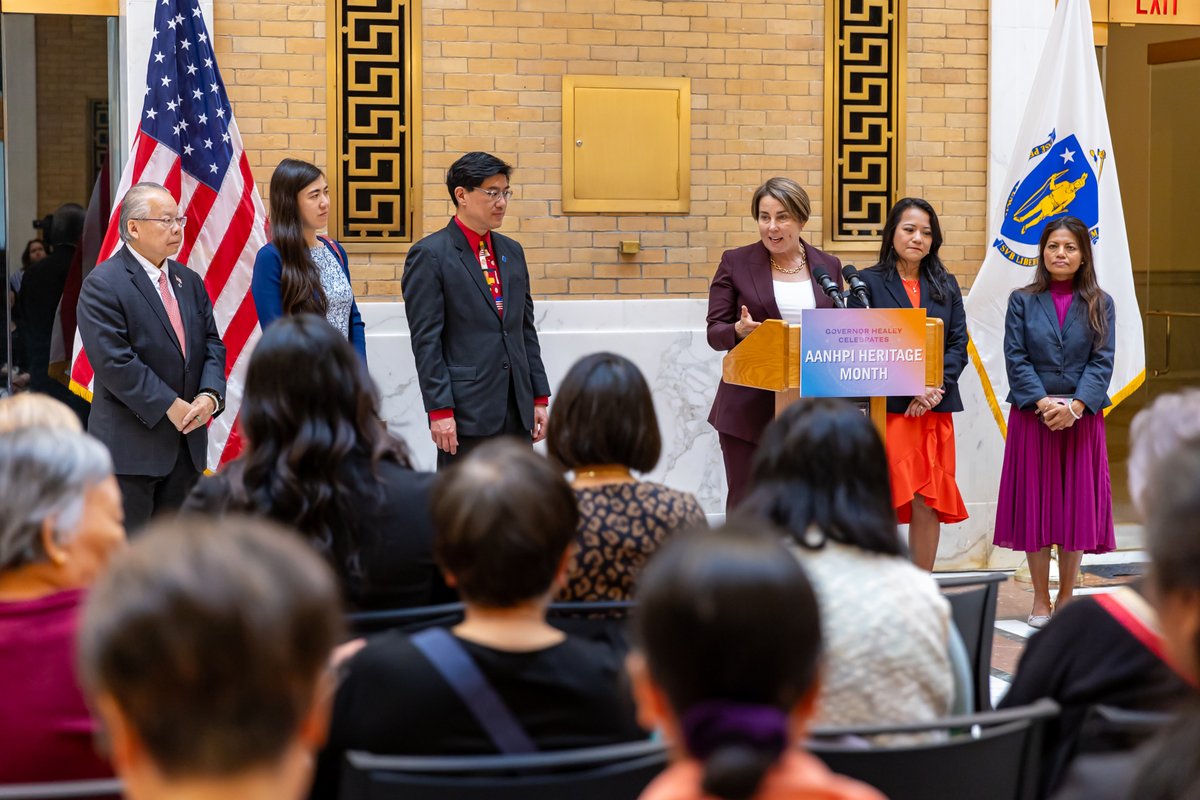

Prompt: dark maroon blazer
xmin=706 ymin=239 xmax=843 ymax=444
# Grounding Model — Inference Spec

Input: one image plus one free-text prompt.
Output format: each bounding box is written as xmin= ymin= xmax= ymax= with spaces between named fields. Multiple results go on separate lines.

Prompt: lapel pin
xmin=175 ymin=274 xmax=183 ymax=288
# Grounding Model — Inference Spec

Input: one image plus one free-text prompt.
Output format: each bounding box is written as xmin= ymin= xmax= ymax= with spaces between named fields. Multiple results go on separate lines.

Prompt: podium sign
xmin=799 ymin=308 xmax=927 ymax=397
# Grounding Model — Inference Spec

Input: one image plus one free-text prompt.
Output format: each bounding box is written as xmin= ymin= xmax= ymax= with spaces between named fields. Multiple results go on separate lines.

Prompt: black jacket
xmin=402 ymin=220 xmax=550 ymax=437
xmin=849 ymin=263 xmax=969 ymax=414
xmin=76 ymin=246 xmax=226 ymax=475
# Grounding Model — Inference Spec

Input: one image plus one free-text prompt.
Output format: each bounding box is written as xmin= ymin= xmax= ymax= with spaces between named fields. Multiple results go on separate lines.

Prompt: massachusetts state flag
xmin=964 ymin=0 xmax=1144 ymax=435
xmin=69 ymin=0 xmax=268 ymax=469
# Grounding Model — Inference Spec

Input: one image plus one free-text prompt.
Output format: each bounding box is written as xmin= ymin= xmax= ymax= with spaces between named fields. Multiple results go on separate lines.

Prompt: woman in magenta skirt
xmin=994 ymin=216 xmax=1116 ymax=628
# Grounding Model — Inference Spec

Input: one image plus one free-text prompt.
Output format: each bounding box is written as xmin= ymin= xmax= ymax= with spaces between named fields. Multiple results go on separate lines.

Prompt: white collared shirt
xmin=127 ymin=244 xmax=179 ymax=305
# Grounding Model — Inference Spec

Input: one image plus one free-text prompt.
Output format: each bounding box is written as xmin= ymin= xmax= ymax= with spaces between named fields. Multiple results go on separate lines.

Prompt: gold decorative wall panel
xmin=328 ymin=0 xmax=418 ymax=245
xmin=824 ymin=0 xmax=906 ymax=247
xmin=562 ymin=75 xmax=691 ymax=214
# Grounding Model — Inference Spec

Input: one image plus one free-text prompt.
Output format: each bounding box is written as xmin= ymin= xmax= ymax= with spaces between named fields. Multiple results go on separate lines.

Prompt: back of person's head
xmin=236 ymin=314 xmax=407 ymax=573
xmin=431 ymin=441 xmax=577 ymax=607
xmin=49 ymin=203 xmax=86 ymax=247
xmin=546 ymin=352 xmax=662 ymax=473
xmin=0 ymin=427 xmax=115 ymax=573
xmin=1129 ymin=437 xmax=1200 ymax=799
xmin=742 ymin=397 xmax=903 ymax=557
xmin=0 ymin=393 xmax=84 ymax=433
xmin=77 ymin=516 xmax=342 ymax=781
xmin=633 ymin=523 xmax=822 ymax=800
xmin=1128 ymin=388 xmax=1200 ymax=517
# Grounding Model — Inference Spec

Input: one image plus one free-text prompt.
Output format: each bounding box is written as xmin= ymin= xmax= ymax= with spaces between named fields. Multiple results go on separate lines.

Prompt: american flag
xmin=70 ymin=0 xmax=267 ymax=469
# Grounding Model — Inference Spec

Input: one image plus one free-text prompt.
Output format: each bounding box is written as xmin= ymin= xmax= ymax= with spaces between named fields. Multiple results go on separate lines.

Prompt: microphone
xmin=841 ymin=264 xmax=871 ymax=308
xmin=812 ymin=267 xmax=846 ymax=309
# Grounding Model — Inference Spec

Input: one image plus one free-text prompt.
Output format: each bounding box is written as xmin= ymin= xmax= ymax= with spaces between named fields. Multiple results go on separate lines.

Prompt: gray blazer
xmin=401 ymin=220 xmax=550 ymax=437
xmin=1003 ymin=288 xmax=1115 ymax=414
xmin=77 ymin=245 xmax=226 ymax=476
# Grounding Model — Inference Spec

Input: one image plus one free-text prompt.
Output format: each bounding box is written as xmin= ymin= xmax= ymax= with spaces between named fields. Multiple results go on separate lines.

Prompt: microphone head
xmin=812 ymin=266 xmax=832 ymax=282
xmin=841 ymin=264 xmax=860 ymax=279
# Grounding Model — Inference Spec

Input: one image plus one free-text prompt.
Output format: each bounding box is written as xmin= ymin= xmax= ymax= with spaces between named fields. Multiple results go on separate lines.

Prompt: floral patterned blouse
xmin=557 ymin=481 xmax=708 ymax=602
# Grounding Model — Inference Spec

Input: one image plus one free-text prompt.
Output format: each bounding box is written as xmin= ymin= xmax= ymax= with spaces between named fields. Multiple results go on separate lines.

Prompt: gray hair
xmin=1128 ymin=388 xmax=1200 ymax=517
xmin=119 ymin=182 xmax=171 ymax=244
xmin=0 ymin=428 xmax=114 ymax=571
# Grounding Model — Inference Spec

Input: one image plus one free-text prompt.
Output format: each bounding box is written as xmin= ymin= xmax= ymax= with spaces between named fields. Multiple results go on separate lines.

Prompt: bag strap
xmin=316 ymin=235 xmax=346 ymax=269
xmin=410 ymin=628 xmax=538 ymax=755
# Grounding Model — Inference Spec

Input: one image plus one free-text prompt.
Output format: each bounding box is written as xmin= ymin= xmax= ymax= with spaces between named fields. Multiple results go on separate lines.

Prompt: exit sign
xmin=1107 ymin=0 xmax=1200 ymax=24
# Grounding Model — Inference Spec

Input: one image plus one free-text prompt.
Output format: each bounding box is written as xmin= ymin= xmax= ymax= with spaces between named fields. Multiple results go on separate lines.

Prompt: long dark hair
xmin=634 ymin=524 xmax=822 ymax=800
xmin=1023 ymin=216 xmax=1109 ymax=345
xmin=268 ymin=158 xmax=327 ymax=317
xmin=1128 ymin=439 xmax=1200 ymax=798
xmin=741 ymin=398 xmax=904 ymax=557
xmin=227 ymin=314 xmax=409 ymax=578
xmin=877 ymin=197 xmax=950 ymax=303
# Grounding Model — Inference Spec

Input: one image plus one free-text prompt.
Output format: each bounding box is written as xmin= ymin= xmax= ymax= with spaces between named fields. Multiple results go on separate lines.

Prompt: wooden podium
xmin=721 ymin=316 xmax=945 ymax=441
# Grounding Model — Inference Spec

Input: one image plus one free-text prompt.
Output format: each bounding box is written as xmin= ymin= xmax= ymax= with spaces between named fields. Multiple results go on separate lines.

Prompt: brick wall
xmin=906 ymin=0 xmax=990 ymax=291
xmin=214 ymin=0 xmax=990 ymax=300
xmin=36 ymin=14 xmax=109 ymax=217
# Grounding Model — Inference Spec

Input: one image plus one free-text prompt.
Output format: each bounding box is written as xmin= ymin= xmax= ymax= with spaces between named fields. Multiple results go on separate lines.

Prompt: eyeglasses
xmin=132 ymin=216 xmax=188 ymax=229
xmin=474 ymin=188 xmax=513 ymax=202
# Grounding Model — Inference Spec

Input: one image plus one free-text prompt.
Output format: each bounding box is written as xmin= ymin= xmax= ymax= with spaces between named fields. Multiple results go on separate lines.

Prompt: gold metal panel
xmin=1 ymin=0 xmax=116 ymax=14
xmin=562 ymin=75 xmax=690 ymax=214
xmin=824 ymin=0 xmax=906 ymax=246
xmin=327 ymin=0 xmax=421 ymax=247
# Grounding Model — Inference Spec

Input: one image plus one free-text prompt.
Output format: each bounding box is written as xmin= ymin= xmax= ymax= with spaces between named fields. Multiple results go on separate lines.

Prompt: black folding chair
xmin=339 ymin=738 xmax=668 ymax=800
xmin=0 ymin=779 xmax=124 ymax=799
xmin=546 ymin=600 xmax=635 ymax=652
xmin=809 ymin=698 xmax=1059 ymax=800
xmin=937 ymin=572 xmax=1008 ymax=711
xmin=345 ymin=602 xmax=465 ymax=636
xmin=1079 ymin=703 xmax=1176 ymax=753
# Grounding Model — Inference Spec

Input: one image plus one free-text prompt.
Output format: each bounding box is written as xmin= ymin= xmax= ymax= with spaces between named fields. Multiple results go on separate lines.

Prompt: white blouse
xmin=773 ymin=279 xmax=817 ymax=323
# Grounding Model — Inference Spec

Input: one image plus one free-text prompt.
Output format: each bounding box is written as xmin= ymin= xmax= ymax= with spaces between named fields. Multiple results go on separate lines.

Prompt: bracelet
xmin=1068 ymin=400 xmax=1083 ymax=420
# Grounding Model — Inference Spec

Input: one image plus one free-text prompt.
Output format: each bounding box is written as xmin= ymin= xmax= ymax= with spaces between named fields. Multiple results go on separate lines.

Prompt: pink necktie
xmin=157 ymin=270 xmax=187 ymax=357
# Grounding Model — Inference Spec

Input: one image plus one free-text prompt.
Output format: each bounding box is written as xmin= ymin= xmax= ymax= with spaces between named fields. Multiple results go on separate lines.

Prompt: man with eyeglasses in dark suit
xmin=77 ymin=181 xmax=226 ymax=531
xmin=402 ymin=152 xmax=550 ymax=469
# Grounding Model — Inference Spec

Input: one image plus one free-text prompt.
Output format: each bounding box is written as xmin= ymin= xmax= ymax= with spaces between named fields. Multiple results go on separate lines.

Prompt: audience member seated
xmin=0 ymin=392 xmax=84 ymax=433
xmin=0 ymin=427 xmax=123 ymax=783
xmin=629 ymin=523 xmax=884 ymax=800
xmin=311 ymin=441 xmax=646 ymax=798
xmin=546 ymin=352 xmax=707 ymax=602
xmin=183 ymin=314 xmax=451 ymax=610
xmin=741 ymin=398 xmax=954 ymax=736
xmin=1054 ymin=435 xmax=1200 ymax=800
xmin=1000 ymin=390 xmax=1199 ymax=796
xmin=77 ymin=516 xmax=342 ymax=800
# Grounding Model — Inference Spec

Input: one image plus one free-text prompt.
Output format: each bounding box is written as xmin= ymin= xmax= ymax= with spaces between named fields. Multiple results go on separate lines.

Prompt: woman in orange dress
xmin=848 ymin=198 xmax=969 ymax=570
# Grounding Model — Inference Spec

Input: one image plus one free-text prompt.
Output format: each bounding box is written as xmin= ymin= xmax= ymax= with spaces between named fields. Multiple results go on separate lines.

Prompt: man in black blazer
xmin=77 ymin=182 xmax=226 ymax=531
xmin=402 ymin=152 xmax=550 ymax=469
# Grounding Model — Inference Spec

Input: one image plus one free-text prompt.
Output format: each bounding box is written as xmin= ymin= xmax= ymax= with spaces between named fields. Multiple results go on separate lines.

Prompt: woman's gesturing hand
xmin=734 ymin=305 xmax=761 ymax=340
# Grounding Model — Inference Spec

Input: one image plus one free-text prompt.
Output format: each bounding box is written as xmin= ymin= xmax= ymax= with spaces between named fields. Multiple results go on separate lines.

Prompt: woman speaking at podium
xmin=848 ymin=198 xmax=969 ymax=571
xmin=706 ymin=177 xmax=843 ymax=512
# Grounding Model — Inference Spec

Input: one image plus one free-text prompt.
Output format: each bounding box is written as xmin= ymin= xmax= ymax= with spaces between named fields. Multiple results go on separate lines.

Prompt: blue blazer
xmin=849 ymin=263 xmax=968 ymax=414
xmin=1003 ymin=288 xmax=1115 ymax=414
xmin=251 ymin=239 xmax=367 ymax=362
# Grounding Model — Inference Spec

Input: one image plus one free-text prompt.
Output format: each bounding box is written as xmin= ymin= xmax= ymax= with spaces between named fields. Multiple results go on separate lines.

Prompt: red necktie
xmin=158 ymin=270 xmax=187 ymax=357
